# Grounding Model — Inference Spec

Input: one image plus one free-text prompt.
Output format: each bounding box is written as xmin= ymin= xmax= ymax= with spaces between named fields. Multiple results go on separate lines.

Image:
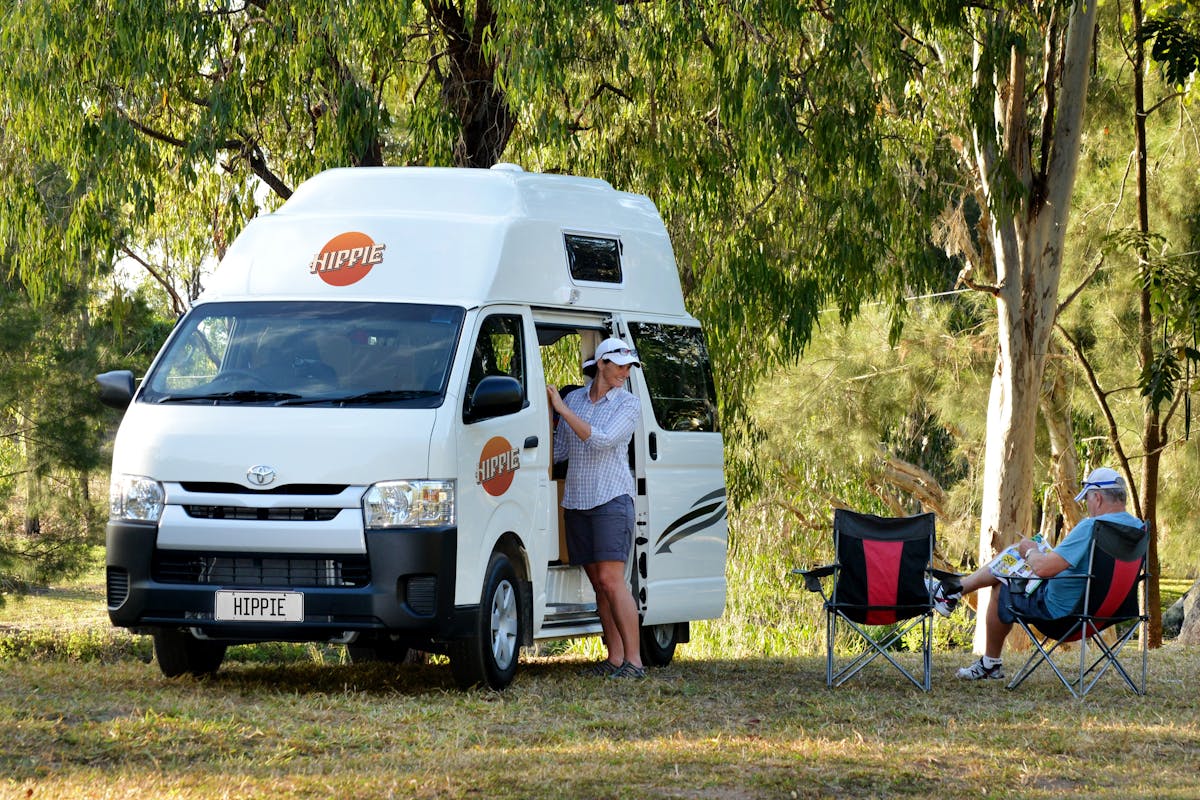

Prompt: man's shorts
xmin=996 ymin=580 xmax=1055 ymax=624
xmin=563 ymin=495 xmax=634 ymax=565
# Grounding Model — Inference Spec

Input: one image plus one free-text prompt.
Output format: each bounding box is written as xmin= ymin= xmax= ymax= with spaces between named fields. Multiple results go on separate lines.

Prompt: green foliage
xmin=0 ymin=262 xmax=170 ymax=589
xmin=1141 ymin=3 xmax=1200 ymax=87
xmin=0 ymin=627 xmax=152 ymax=664
xmin=3 ymin=3 xmax=961 ymax=474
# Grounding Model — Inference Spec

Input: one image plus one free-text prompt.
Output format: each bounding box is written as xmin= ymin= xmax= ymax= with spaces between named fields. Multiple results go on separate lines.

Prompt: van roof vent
xmin=490 ymin=162 xmax=525 ymax=172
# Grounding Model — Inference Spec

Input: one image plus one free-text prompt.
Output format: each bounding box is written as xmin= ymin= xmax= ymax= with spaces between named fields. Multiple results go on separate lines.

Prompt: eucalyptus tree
xmin=0 ymin=1 xmax=955 ymax=476
xmin=0 ymin=0 xmax=526 ymax=304
xmin=0 ymin=2 xmax=1106 ymax=627
xmin=1053 ymin=0 xmax=1200 ymax=643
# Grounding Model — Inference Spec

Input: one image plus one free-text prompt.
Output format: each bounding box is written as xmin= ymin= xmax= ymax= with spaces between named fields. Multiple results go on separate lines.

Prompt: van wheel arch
xmin=449 ymin=549 xmax=525 ymax=690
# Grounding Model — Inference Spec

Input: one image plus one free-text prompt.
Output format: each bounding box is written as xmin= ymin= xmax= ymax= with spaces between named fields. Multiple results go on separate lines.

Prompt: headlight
xmin=109 ymin=474 xmax=165 ymax=522
xmin=363 ymin=480 xmax=455 ymax=528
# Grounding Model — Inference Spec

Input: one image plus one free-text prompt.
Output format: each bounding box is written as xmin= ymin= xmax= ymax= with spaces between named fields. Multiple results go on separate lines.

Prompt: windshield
xmin=140 ymin=301 xmax=465 ymax=407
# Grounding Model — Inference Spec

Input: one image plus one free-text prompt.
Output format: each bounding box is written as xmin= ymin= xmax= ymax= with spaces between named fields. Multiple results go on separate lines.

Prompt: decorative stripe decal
xmin=654 ymin=488 xmax=727 ymax=554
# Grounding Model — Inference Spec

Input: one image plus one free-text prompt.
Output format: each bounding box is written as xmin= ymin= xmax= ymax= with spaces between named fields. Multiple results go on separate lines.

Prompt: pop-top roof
xmin=199 ymin=165 xmax=690 ymax=318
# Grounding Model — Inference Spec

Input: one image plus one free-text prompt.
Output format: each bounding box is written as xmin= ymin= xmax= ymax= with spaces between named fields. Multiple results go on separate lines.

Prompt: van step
xmin=544 ymin=602 xmax=598 ymax=624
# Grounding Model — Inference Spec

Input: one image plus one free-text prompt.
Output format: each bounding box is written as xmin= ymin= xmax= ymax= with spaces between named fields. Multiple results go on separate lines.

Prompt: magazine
xmin=987 ymin=536 xmax=1050 ymax=595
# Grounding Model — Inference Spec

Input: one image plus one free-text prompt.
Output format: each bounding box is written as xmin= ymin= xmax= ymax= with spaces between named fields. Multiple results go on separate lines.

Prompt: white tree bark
xmin=970 ymin=1 xmax=1098 ymax=653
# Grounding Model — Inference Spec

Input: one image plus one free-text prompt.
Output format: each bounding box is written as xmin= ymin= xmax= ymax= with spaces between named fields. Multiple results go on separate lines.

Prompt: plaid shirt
xmin=553 ymin=381 xmax=639 ymax=510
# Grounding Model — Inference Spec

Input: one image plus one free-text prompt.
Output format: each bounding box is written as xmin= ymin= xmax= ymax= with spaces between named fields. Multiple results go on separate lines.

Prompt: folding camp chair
xmin=793 ymin=509 xmax=955 ymax=691
xmin=1005 ymin=520 xmax=1149 ymax=698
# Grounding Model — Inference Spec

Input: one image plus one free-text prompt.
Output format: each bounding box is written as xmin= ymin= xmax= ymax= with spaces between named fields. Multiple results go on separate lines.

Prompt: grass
xmin=3 ymin=649 xmax=1200 ymax=798
xmin=2 ymin=553 xmax=1199 ymax=799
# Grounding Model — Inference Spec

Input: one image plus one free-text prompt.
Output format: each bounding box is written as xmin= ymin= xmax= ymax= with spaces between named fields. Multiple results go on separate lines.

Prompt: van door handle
xmin=523 ymin=436 xmax=539 ymax=449
xmin=649 ymin=432 xmax=658 ymax=460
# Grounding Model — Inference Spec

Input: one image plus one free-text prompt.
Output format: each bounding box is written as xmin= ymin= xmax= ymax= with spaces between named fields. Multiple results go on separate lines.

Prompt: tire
xmin=640 ymin=622 xmax=680 ymax=667
xmin=347 ymin=636 xmax=413 ymax=665
xmin=449 ymin=552 xmax=523 ymax=690
xmin=152 ymin=628 xmax=227 ymax=677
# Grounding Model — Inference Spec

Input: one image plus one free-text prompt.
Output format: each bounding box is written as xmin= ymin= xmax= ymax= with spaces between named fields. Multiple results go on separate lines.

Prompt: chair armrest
xmin=929 ymin=568 xmax=962 ymax=583
xmin=792 ymin=565 xmax=835 ymax=593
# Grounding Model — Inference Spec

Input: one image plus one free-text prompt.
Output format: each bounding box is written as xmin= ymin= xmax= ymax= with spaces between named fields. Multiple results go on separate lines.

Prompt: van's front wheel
xmin=449 ymin=553 xmax=522 ymax=689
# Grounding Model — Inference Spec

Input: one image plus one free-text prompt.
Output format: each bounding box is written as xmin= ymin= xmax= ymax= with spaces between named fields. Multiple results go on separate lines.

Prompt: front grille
xmin=107 ymin=567 xmax=130 ymax=607
xmin=183 ymin=505 xmax=341 ymax=521
xmin=153 ymin=551 xmax=370 ymax=588
xmin=180 ymin=482 xmax=348 ymax=495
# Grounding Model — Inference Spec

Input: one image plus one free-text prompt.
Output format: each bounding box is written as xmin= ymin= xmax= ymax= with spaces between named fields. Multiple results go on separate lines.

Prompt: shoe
xmin=927 ymin=576 xmax=962 ymax=617
xmin=957 ymin=658 xmax=1005 ymax=680
xmin=607 ymin=661 xmax=647 ymax=680
xmin=579 ymin=659 xmax=621 ymax=677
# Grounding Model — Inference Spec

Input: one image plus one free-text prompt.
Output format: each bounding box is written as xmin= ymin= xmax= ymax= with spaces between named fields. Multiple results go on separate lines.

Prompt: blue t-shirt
xmin=1043 ymin=511 xmax=1144 ymax=618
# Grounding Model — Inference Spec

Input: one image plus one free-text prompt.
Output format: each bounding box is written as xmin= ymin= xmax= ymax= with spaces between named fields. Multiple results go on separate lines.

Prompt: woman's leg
xmin=591 ymin=559 xmax=642 ymax=668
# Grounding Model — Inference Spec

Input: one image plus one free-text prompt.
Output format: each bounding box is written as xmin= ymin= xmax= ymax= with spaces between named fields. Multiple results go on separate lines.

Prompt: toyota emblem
xmin=246 ymin=465 xmax=277 ymax=487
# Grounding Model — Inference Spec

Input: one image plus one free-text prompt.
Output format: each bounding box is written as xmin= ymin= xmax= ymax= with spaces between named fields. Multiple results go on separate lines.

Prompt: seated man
xmin=932 ymin=467 xmax=1143 ymax=681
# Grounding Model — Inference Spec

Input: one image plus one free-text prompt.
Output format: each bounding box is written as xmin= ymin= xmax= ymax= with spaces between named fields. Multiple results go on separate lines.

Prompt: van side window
xmin=564 ymin=234 xmax=622 ymax=283
xmin=464 ymin=314 xmax=526 ymax=413
xmin=628 ymin=323 xmax=720 ymax=432
xmin=160 ymin=316 xmax=234 ymax=390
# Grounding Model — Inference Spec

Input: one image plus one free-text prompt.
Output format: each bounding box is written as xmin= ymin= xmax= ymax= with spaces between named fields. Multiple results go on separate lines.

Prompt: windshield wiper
xmin=280 ymin=389 xmax=440 ymax=406
xmin=156 ymin=390 xmax=302 ymax=404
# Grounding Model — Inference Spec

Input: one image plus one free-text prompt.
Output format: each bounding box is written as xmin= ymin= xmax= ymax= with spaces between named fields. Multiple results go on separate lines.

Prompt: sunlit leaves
xmin=1140 ymin=5 xmax=1200 ymax=88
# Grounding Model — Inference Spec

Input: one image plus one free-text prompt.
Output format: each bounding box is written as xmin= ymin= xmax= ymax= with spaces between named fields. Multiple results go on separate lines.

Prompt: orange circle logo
xmin=309 ymin=231 xmax=386 ymax=286
xmin=477 ymin=436 xmax=520 ymax=497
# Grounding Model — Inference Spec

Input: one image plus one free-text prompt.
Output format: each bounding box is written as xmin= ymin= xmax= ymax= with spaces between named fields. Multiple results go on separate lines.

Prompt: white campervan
xmin=99 ymin=165 xmax=727 ymax=689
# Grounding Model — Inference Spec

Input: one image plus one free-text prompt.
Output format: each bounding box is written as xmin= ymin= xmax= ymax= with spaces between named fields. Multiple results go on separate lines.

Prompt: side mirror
xmin=466 ymin=375 xmax=523 ymax=422
xmin=97 ymin=370 xmax=136 ymax=409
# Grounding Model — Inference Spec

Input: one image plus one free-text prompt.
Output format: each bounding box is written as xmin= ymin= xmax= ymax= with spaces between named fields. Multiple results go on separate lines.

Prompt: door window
xmin=628 ymin=323 xmax=719 ymax=432
xmin=463 ymin=314 xmax=526 ymax=416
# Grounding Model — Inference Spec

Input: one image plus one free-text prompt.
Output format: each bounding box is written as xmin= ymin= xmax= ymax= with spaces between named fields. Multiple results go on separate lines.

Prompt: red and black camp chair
xmin=793 ymin=509 xmax=955 ymax=691
xmin=1005 ymin=519 xmax=1149 ymax=698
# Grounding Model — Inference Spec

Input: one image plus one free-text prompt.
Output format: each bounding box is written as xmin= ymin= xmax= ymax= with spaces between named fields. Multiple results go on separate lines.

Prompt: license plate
xmin=214 ymin=590 xmax=304 ymax=622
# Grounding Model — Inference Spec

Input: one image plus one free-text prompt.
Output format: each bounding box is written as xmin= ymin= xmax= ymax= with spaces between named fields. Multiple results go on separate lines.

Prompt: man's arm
xmin=1017 ymin=538 xmax=1071 ymax=578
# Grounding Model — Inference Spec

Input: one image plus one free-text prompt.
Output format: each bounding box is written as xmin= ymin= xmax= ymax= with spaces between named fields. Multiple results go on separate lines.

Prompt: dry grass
xmin=3 ymin=633 xmax=1200 ymax=797
xmin=3 ymin=558 xmax=1199 ymax=799
xmin=2 ymin=651 xmax=1199 ymax=799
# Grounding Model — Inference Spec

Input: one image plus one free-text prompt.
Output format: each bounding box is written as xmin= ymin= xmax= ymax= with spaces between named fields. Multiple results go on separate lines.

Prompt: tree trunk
xmin=1131 ymin=0 xmax=1164 ymax=648
xmin=430 ymin=0 xmax=515 ymax=168
xmin=970 ymin=1 xmax=1098 ymax=653
xmin=18 ymin=400 xmax=40 ymax=536
xmin=1041 ymin=342 xmax=1083 ymax=537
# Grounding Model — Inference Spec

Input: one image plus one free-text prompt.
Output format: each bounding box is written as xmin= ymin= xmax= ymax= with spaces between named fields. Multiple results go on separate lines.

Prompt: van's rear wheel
xmin=152 ymin=628 xmax=227 ymax=677
xmin=449 ymin=553 xmax=522 ymax=690
xmin=640 ymin=622 xmax=680 ymax=666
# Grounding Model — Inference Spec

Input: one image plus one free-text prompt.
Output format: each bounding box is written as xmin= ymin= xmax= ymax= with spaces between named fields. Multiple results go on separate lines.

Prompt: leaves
xmin=1140 ymin=6 xmax=1200 ymax=88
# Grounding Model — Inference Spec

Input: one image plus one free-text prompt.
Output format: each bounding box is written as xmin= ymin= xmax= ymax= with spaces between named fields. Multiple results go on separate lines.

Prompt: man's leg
xmin=959 ymin=565 xmax=1015 ymax=655
xmin=592 ymin=559 xmax=643 ymax=669
xmin=960 ymin=564 xmax=1001 ymax=594
xmin=983 ymin=587 xmax=1014 ymax=659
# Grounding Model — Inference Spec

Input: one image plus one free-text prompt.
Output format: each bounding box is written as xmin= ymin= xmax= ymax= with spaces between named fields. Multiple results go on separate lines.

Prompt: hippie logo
xmin=476 ymin=436 xmax=521 ymax=497
xmin=309 ymin=231 xmax=386 ymax=287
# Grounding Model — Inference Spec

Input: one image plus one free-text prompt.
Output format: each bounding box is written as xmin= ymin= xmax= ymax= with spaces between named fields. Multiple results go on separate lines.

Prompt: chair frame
xmin=1005 ymin=520 xmax=1149 ymax=699
xmin=795 ymin=510 xmax=956 ymax=692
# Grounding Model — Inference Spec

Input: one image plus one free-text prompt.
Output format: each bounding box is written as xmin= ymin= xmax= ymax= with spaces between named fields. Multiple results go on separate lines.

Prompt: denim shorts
xmin=563 ymin=495 xmax=634 ymax=565
xmin=997 ymin=580 xmax=1055 ymax=624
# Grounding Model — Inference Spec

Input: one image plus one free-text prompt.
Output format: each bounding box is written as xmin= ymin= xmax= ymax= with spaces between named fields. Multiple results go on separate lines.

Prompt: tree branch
xmin=1055 ymin=251 xmax=1105 ymax=317
xmin=120 ymin=245 xmax=187 ymax=316
xmin=1055 ymin=323 xmax=1140 ymax=502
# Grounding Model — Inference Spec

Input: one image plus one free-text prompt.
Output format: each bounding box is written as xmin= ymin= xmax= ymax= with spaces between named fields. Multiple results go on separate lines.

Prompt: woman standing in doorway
xmin=547 ymin=337 xmax=645 ymax=679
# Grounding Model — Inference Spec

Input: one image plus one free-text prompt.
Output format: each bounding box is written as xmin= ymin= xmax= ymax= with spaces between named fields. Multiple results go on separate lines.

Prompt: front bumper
xmin=105 ymin=520 xmax=476 ymax=642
